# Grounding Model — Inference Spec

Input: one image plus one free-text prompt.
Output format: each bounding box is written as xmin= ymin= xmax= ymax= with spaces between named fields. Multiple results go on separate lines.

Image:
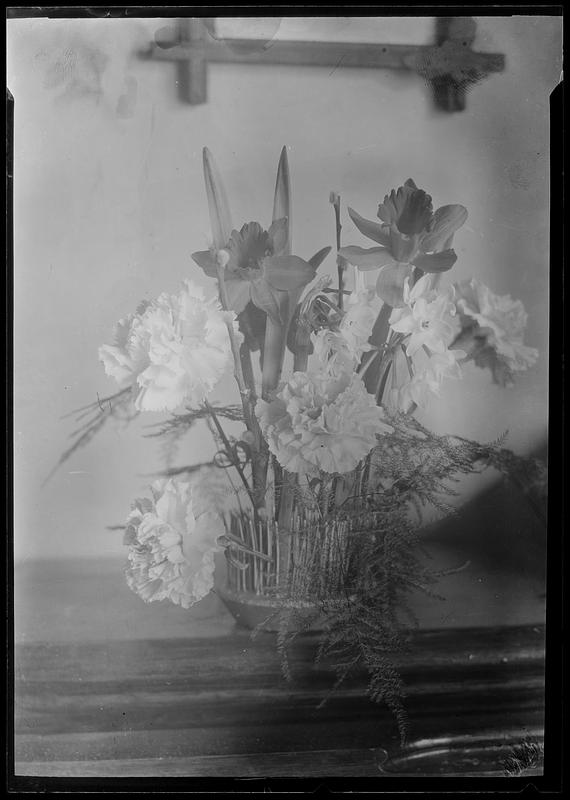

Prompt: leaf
xmin=263 ymin=255 xmax=316 ymax=291
xmin=375 ymin=263 xmax=414 ymax=307
xmin=250 ymin=279 xmax=283 ymax=324
xmin=339 ymin=245 xmax=396 ymax=271
xmin=412 ymin=248 xmax=457 ymax=273
xmin=308 ymin=246 xmax=332 ymax=269
xmin=421 ymin=204 xmax=468 ymax=253
xmin=202 ymin=147 xmax=233 ymax=250
xmin=347 ymin=207 xmax=391 ymax=246
xmin=191 ymin=249 xmax=218 ymax=278
xmin=273 ymin=146 xmax=292 ymax=255
xmin=268 ymin=216 xmax=289 ymax=256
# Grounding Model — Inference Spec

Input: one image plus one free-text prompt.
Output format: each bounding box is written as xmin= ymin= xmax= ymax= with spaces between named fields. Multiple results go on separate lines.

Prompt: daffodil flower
xmin=192 ymin=218 xmax=317 ymax=325
xmin=339 ymin=179 xmax=467 ymax=307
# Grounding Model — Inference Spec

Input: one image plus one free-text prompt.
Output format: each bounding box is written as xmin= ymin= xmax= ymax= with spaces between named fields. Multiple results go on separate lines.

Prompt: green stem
xmin=204 ymin=400 xmax=256 ymax=509
xmin=262 ymin=316 xmax=288 ymax=399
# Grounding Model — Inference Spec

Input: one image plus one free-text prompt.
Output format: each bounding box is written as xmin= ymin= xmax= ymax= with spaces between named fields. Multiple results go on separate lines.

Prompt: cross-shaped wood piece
xmin=143 ymin=16 xmax=505 ymax=112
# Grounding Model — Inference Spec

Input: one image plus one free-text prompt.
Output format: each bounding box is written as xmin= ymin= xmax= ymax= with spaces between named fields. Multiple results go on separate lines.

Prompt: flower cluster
xmin=91 ymin=151 xmax=540 ymax=617
xmin=99 ymin=280 xmax=240 ymax=412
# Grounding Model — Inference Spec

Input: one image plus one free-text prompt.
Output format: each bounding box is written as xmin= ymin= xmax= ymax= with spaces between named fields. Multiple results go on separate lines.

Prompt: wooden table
xmin=14 ymin=623 xmax=545 ymax=780
xmin=13 ymin=495 xmax=548 ymax=783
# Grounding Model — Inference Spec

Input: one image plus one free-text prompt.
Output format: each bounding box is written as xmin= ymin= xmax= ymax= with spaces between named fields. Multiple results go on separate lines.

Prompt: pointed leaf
xmin=250 ymin=279 xmax=283 ymax=324
xmin=308 ymin=246 xmax=332 ymax=270
xmin=268 ymin=217 xmax=289 ymax=256
xmin=412 ymin=248 xmax=457 ymax=273
xmin=421 ymin=204 xmax=468 ymax=252
xmin=347 ymin=207 xmax=391 ymax=246
xmin=203 ymin=147 xmax=233 ymax=250
xmin=191 ymin=249 xmax=219 ymax=278
xmin=272 ymin=146 xmax=291 ymax=254
xmin=263 ymin=255 xmax=316 ymax=291
xmin=375 ymin=263 xmax=414 ymax=308
xmin=225 ymin=278 xmax=251 ymax=314
xmin=339 ymin=245 xmax=396 ymax=271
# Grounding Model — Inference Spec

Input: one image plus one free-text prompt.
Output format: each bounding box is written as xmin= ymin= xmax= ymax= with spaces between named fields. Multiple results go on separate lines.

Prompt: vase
xmin=217 ymin=506 xmax=355 ymax=632
xmin=216 ymin=585 xmax=326 ymax=632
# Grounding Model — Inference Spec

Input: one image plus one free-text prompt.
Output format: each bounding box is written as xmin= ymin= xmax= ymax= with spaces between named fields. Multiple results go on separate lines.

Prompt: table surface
xmin=13 ymin=494 xmax=547 ymax=781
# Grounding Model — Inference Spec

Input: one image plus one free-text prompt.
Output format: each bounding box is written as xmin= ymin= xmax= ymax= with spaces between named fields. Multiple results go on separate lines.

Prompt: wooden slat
xmin=146 ymin=39 xmax=504 ymax=76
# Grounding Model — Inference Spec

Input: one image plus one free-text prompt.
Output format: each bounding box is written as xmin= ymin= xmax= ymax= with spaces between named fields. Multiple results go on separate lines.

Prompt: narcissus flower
xmin=255 ymin=371 xmax=392 ymax=475
xmin=339 ymin=179 xmax=467 ymax=307
xmin=99 ymin=280 xmax=240 ymax=412
xmin=123 ymin=478 xmax=225 ymax=608
xmin=192 ymin=218 xmax=318 ymax=325
xmin=389 ymin=274 xmax=459 ymax=356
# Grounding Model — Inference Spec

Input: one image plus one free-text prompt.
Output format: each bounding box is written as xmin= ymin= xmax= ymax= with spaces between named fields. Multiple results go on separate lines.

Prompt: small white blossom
xmin=123 ymin=477 xmax=225 ymax=609
xmin=99 ymin=280 xmax=241 ymax=412
xmin=256 ymin=371 xmax=392 ymax=476
xmin=389 ymin=275 xmax=459 ymax=357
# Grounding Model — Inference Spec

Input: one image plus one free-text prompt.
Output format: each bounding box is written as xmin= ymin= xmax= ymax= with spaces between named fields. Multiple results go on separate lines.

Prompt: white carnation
xmin=123 ymin=477 xmax=225 ymax=609
xmin=99 ymin=280 xmax=240 ymax=412
xmin=256 ymin=371 xmax=392 ymax=476
xmin=454 ymin=279 xmax=538 ymax=372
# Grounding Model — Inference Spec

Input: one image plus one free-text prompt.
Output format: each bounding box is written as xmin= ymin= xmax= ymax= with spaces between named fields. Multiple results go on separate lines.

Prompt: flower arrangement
xmin=60 ymin=147 xmax=546 ymax=742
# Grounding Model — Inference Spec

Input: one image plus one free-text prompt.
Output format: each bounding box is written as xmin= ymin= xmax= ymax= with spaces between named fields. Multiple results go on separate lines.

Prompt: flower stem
xmin=331 ymin=192 xmax=345 ymax=310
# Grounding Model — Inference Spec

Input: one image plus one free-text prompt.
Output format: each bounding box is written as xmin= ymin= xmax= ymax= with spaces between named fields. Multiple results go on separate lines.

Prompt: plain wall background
xmin=9 ymin=16 xmax=560 ymax=562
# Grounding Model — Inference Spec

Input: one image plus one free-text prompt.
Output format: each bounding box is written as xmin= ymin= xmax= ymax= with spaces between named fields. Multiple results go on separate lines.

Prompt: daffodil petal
xmin=347 ymin=207 xmax=391 ymax=246
xmin=263 ymin=255 xmax=316 ymax=291
xmin=412 ymin=249 xmax=457 ymax=273
xmin=339 ymin=245 xmax=396 ymax=271
xmin=375 ymin=263 xmax=414 ymax=308
xmin=421 ymin=204 xmax=468 ymax=252
xmin=191 ymin=250 xmax=219 ymax=278
xmin=225 ymin=278 xmax=252 ymax=314
xmin=250 ymin=279 xmax=283 ymax=324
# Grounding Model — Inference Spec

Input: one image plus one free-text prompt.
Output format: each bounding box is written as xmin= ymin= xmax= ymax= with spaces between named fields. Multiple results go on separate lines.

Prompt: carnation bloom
xmin=99 ymin=280 xmax=240 ymax=412
xmin=123 ymin=478 xmax=225 ymax=609
xmin=389 ymin=275 xmax=459 ymax=357
xmin=256 ymin=371 xmax=392 ymax=475
xmin=453 ymin=279 xmax=538 ymax=376
xmin=310 ymin=290 xmax=377 ymax=377
xmin=339 ymin=290 xmax=377 ymax=357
